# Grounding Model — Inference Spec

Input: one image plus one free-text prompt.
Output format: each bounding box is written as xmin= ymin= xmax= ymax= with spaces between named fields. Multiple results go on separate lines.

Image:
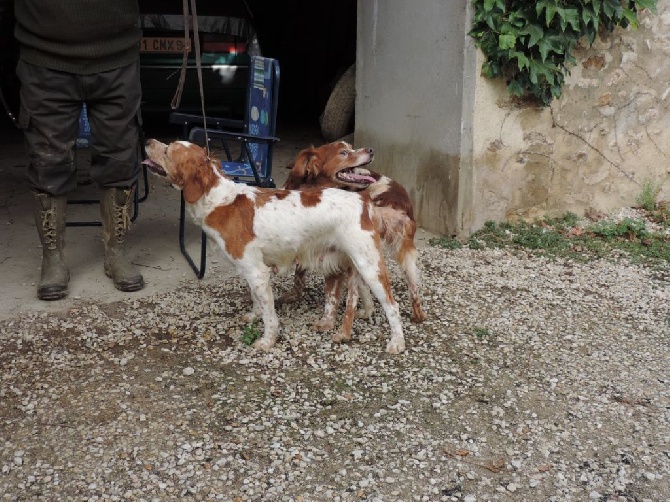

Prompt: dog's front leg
xmin=241 ymin=288 xmax=262 ymax=323
xmin=243 ymin=268 xmax=280 ymax=351
xmin=313 ymin=274 xmax=344 ymax=332
xmin=333 ymin=269 xmax=362 ymax=343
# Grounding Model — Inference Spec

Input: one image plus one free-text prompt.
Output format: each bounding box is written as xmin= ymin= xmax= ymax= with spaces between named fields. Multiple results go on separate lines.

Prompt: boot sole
xmin=104 ymin=268 xmax=144 ymax=292
xmin=38 ymin=289 xmax=68 ymax=301
xmin=115 ymin=281 xmax=145 ymax=292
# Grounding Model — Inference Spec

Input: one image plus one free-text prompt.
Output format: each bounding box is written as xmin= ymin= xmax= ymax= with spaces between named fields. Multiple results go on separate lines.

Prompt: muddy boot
xmin=32 ymin=191 xmax=70 ymax=300
xmin=99 ymin=186 xmax=144 ymax=292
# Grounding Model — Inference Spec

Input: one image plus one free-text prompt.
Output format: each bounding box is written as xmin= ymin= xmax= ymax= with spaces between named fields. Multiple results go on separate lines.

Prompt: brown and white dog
xmin=143 ymin=139 xmax=406 ymax=354
xmin=281 ymin=141 xmax=426 ymax=331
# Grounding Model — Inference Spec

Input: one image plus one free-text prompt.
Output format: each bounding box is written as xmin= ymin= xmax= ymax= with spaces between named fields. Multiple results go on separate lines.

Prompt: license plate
xmin=139 ymin=37 xmax=190 ymax=53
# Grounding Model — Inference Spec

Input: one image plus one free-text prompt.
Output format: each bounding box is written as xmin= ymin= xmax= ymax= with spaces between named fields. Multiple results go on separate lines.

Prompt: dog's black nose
xmin=367 ymin=148 xmax=374 ymax=155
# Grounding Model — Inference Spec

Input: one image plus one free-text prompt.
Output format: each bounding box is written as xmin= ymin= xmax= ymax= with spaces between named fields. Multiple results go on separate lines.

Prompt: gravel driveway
xmin=1 ymin=245 xmax=669 ymax=501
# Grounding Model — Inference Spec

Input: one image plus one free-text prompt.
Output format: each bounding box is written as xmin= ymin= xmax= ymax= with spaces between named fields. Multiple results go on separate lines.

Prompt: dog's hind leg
xmin=397 ymin=243 xmax=426 ymax=323
xmin=348 ymin=244 xmax=405 ymax=354
xmin=313 ymin=274 xmax=344 ymax=332
xmin=356 ymin=284 xmax=374 ymax=319
xmin=277 ymin=266 xmax=307 ymax=306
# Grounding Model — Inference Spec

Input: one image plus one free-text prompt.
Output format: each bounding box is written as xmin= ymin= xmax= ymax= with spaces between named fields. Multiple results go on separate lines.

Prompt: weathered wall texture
xmin=469 ymin=3 xmax=670 ymax=234
xmin=356 ymin=1 xmax=669 ymax=237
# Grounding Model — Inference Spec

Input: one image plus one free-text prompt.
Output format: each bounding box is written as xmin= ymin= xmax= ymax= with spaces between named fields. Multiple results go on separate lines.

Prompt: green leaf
xmin=591 ymin=0 xmax=602 ymax=15
xmin=581 ymin=6 xmax=599 ymax=31
xmin=515 ymin=52 xmax=530 ymax=70
xmin=529 ymin=59 xmax=557 ymax=86
xmin=623 ymin=9 xmax=640 ymax=29
xmin=563 ymin=8 xmax=581 ymax=32
xmin=545 ymin=3 xmax=559 ymax=26
xmin=550 ymin=84 xmax=563 ymax=99
xmin=483 ymin=0 xmax=496 ymax=12
xmin=602 ymin=0 xmax=622 ymax=18
xmin=585 ymin=27 xmax=598 ymax=45
xmin=500 ymin=22 xmax=514 ymax=34
xmin=529 ymin=60 xmax=539 ymax=84
xmin=522 ymin=24 xmax=544 ymax=47
xmin=507 ymin=78 xmax=525 ymax=97
xmin=481 ymin=60 xmax=501 ymax=79
xmin=537 ymin=35 xmax=564 ymax=61
xmin=508 ymin=11 xmax=526 ymax=28
xmin=634 ymin=0 xmax=657 ymax=13
xmin=499 ymin=34 xmax=516 ymax=50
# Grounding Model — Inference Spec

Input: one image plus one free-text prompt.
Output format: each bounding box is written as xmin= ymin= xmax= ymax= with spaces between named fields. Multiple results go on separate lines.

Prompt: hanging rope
xmin=189 ymin=0 xmax=210 ymax=158
xmin=170 ymin=0 xmax=210 ymax=158
xmin=170 ymin=0 xmax=190 ymax=111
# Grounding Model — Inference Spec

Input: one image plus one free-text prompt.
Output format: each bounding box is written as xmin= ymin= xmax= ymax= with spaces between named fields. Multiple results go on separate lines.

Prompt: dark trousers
xmin=16 ymin=60 xmax=143 ymax=196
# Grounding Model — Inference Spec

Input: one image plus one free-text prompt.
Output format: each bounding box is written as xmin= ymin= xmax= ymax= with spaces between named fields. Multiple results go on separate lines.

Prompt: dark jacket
xmin=1 ymin=0 xmax=141 ymax=74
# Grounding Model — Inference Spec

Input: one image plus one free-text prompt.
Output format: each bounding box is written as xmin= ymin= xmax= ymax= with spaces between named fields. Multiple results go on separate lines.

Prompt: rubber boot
xmin=99 ymin=186 xmax=144 ymax=292
xmin=32 ymin=191 xmax=69 ymax=300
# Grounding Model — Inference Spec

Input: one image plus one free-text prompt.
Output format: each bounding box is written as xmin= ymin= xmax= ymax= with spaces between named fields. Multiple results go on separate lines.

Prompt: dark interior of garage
xmin=247 ymin=0 xmax=357 ymax=123
xmin=0 ymin=1 xmax=357 ymax=133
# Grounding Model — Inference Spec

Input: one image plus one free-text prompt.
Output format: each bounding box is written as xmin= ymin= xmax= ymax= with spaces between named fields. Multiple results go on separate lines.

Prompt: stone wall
xmin=469 ymin=2 xmax=670 ymax=233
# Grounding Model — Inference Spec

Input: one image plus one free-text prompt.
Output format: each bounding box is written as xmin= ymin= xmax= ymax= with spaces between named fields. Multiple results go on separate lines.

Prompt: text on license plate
xmin=139 ymin=37 xmax=191 ymax=53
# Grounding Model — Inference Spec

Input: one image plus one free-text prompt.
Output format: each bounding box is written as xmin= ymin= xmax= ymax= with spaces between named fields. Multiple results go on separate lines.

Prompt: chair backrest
xmin=187 ymin=56 xmax=280 ymax=184
xmin=243 ymin=56 xmax=280 ymax=176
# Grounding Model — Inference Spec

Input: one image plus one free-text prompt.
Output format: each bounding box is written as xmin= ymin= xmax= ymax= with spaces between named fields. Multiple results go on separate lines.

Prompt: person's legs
xmin=16 ymin=61 xmax=83 ymax=300
xmin=84 ymin=60 xmax=142 ymax=188
xmin=84 ymin=61 xmax=144 ymax=292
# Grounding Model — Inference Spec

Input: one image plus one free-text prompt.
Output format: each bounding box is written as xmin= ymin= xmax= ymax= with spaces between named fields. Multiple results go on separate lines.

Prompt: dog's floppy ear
xmin=284 ymin=146 xmax=320 ymax=189
xmin=174 ymin=148 xmax=213 ymax=204
xmin=294 ymin=146 xmax=322 ymax=177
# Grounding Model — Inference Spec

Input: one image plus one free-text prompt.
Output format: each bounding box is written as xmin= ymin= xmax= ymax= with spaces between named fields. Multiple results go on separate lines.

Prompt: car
xmin=138 ymin=0 xmax=261 ymax=120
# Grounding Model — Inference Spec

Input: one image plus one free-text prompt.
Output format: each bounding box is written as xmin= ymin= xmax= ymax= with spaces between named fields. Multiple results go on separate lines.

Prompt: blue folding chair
xmin=170 ymin=56 xmax=280 ymax=278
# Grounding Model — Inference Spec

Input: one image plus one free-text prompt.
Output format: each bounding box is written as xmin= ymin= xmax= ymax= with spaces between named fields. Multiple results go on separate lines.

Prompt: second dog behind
xmin=282 ymin=141 xmax=426 ymax=331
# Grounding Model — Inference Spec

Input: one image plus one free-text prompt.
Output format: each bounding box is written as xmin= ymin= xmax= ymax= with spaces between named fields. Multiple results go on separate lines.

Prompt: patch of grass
xmin=636 ymin=178 xmax=664 ymax=212
xmin=636 ymin=177 xmax=670 ymax=229
xmin=429 ymin=235 xmax=462 ymax=249
xmin=240 ymin=320 xmax=262 ymax=346
xmin=430 ymin=212 xmax=670 ymax=268
xmin=591 ymin=218 xmax=648 ymax=240
xmin=472 ymin=326 xmax=490 ymax=339
xmin=648 ymin=201 xmax=670 ymax=229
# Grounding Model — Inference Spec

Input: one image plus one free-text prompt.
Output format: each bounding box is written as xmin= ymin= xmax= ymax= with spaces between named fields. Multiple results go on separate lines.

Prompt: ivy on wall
xmin=468 ymin=0 xmax=657 ymax=105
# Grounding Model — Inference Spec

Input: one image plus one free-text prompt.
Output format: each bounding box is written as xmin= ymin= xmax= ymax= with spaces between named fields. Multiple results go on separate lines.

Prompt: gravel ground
xmin=1 ymin=244 xmax=669 ymax=501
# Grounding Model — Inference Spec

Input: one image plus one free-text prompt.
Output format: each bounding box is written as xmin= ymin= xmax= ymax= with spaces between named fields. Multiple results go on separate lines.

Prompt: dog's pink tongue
xmin=347 ymin=172 xmax=376 ymax=184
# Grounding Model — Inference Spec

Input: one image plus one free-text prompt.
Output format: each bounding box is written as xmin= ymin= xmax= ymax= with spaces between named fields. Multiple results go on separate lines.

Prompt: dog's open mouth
xmin=142 ymin=158 xmax=167 ymax=177
xmin=336 ymin=167 xmax=377 ymax=186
